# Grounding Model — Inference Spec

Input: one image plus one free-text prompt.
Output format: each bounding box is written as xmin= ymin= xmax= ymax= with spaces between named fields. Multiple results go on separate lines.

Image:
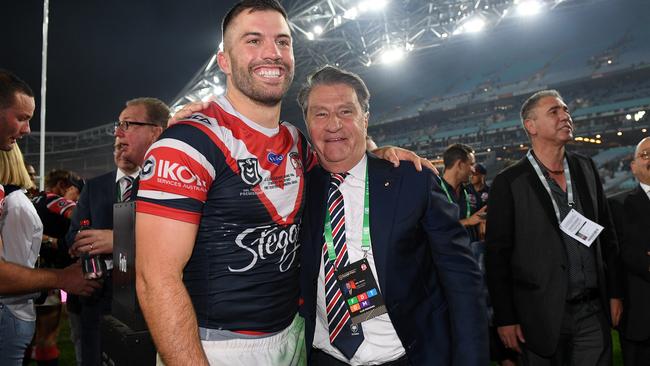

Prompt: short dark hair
xmin=0 ymin=69 xmax=34 ymax=110
xmin=222 ymin=0 xmax=289 ymax=42
xmin=126 ymin=97 xmax=170 ymax=128
xmin=443 ymin=143 xmax=474 ymax=169
xmin=297 ymin=65 xmax=370 ymax=118
xmin=520 ymin=89 xmax=563 ymax=123
xmin=44 ymin=169 xmax=73 ymax=190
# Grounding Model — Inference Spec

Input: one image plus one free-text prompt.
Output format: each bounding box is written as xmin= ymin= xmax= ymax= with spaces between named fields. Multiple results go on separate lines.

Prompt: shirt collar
xmin=343 ymin=155 xmax=367 ymax=188
xmin=116 ymin=168 xmax=140 ymax=183
xmin=640 ymin=182 xmax=650 ymax=195
xmin=215 ymin=96 xmax=280 ymax=137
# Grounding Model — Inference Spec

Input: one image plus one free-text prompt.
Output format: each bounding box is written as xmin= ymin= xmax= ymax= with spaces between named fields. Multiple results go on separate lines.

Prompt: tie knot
xmin=330 ymin=173 xmax=348 ymax=188
xmin=122 ymin=176 xmax=134 ymax=185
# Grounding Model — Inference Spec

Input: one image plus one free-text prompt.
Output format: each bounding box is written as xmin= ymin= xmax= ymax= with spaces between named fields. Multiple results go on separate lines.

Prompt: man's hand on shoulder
xmin=168 ymin=102 xmax=211 ymax=126
xmin=371 ymin=146 xmax=438 ymax=174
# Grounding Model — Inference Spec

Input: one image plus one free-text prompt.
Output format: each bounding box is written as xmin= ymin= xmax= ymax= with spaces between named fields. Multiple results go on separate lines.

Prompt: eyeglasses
xmin=114 ymin=120 xmax=159 ymax=131
xmin=637 ymin=150 xmax=650 ymax=161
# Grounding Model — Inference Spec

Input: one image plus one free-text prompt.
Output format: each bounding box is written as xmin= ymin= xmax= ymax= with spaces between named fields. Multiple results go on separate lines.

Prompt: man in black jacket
xmin=485 ymin=89 xmax=622 ymax=365
xmin=608 ymin=137 xmax=650 ymax=366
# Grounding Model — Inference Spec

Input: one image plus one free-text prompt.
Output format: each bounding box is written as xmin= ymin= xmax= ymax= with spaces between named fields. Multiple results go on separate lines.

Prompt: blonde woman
xmin=0 ymin=145 xmax=43 ymax=365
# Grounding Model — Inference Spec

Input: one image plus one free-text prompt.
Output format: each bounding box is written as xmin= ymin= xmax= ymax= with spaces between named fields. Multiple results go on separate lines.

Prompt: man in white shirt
xmin=0 ymin=69 xmax=98 ymax=297
xmin=297 ymin=65 xmax=488 ymax=365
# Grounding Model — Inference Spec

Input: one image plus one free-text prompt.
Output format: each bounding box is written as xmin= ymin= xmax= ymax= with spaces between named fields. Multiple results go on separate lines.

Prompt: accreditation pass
xmin=559 ymin=209 xmax=604 ymax=247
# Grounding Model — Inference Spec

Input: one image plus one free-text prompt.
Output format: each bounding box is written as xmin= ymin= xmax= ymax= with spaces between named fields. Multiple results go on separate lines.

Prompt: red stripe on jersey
xmin=136 ymin=201 xmax=201 ymax=225
xmin=140 ymin=145 xmax=213 ymax=203
xmin=46 ymin=195 xmax=76 ymax=216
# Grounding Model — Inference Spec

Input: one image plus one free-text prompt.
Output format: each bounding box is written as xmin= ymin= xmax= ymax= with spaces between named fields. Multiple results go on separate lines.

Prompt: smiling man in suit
xmin=608 ymin=137 xmax=650 ymax=366
xmin=485 ymin=89 xmax=622 ymax=365
xmin=297 ymin=65 xmax=487 ymax=365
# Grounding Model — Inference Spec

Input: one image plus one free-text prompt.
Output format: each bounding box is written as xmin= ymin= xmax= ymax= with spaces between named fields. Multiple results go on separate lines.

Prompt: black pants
xmin=310 ymin=348 xmax=409 ymax=366
xmin=620 ymin=335 xmax=650 ymax=366
xmin=522 ymin=299 xmax=611 ymax=366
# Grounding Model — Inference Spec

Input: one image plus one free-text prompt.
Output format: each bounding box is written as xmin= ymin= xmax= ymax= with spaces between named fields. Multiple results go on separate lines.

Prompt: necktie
xmin=120 ymin=176 xmax=134 ymax=202
xmin=322 ymin=173 xmax=364 ymax=359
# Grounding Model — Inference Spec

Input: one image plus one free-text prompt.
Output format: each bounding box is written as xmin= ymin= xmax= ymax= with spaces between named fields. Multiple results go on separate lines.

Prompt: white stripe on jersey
xmin=148 ymin=138 xmax=217 ymax=180
xmin=188 ymin=108 xmax=303 ymax=222
xmin=138 ymin=189 xmax=188 ymax=201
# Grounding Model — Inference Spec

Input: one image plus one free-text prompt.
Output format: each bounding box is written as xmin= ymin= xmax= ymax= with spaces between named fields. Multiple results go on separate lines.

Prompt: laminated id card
xmin=336 ymin=258 xmax=387 ymax=324
xmin=559 ymin=209 xmax=603 ymax=247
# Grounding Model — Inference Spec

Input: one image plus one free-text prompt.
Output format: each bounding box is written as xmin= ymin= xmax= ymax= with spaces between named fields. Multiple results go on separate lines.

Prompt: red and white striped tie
xmin=322 ymin=173 xmax=364 ymax=359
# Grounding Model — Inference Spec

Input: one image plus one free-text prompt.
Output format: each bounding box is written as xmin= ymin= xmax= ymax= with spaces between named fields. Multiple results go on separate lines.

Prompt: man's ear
xmin=217 ymin=51 xmax=231 ymax=75
xmin=523 ymin=118 xmax=536 ymax=136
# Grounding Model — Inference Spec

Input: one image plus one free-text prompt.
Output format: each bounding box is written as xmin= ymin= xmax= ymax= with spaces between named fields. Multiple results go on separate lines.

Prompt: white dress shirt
xmin=116 ymin=168 xmax=140 ymax=199
xmin=313 ymin=155 xmax=406 ymax=365
xmin=0 ymin=189 xmax=43 ymax=321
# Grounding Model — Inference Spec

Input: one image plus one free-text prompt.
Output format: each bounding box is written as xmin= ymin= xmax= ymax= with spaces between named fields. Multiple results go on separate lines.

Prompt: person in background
xmin=0 ymin=145 xmax=43 ymax=365
xmin=486 ymin=89 xmax=622 ymax=365
xmin=608 ymin=137 xmax=650 ymax=366
xmin=24 ymin=163 xmax=39 ymax=199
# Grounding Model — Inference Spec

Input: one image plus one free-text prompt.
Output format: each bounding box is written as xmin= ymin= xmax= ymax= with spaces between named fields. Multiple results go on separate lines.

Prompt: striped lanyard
xmin=526 ymin=150 xmax=574 ymax=223
xmin=438 ymin=177 xmax=471 ymax=219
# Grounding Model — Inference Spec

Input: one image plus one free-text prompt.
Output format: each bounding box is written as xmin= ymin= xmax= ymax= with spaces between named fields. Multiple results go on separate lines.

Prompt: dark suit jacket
xmin=66 ymin=170 xmax=119 ymax=312
xmin=608 ymin=185 xmax=650 ymax=341
xmin=486 ymin=152 xmax=621 ymax=356
xmin=299 ymin=155 xmax=488 ymax=366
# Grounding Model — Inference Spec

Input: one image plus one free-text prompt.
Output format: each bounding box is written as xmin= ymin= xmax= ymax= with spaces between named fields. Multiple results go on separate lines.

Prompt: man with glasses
xmin=65 ymin=97 xmax=169 ymax=366
xmin=608 ymin=137 xmax=650 ymax=366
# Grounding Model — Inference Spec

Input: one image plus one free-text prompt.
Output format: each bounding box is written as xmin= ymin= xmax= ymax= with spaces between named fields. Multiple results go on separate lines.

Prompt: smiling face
xmin=524 ymin=96 xmax=574 ymax=146
xmin=218 ymin=9 xmax=294 ymax=106
xmin=305 ymin=83 xmax=368 ymax=173
xmin=0 ymin=92 xmax=34 ymax=151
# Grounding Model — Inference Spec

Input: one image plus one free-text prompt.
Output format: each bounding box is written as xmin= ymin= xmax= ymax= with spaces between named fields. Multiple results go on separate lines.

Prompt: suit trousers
xmin=620 ymin=336 xmax=650 ymax=366
xmin=522 ymin=299 xmax=611 ymax=366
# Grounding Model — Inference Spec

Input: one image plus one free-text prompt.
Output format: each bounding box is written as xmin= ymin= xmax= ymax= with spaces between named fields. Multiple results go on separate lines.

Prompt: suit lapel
xmin=308 ymin=166 xmax=330 ymax=264
xmin=630 ymin=184 xmax=650 ymax=219
xmin=367 ymin=155 xmax=401 ymax=291
xmin=523 ymin=158 xmax=561 ymax=236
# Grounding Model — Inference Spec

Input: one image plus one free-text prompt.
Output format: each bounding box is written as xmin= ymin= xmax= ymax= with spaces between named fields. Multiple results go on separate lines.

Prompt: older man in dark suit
xmin=298 ymin=65 xmax=488 ymax=365
xmin=486 ymin=89 xmax=622 ymax=365
xmin=608 ymin=137 xmax=650 ymax=366
xmin=65 ymin=97 xmax=168 ymax=366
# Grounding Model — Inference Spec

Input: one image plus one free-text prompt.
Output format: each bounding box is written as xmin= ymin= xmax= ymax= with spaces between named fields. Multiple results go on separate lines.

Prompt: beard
xmin=230 ymin=57 xmax=294 ymax=107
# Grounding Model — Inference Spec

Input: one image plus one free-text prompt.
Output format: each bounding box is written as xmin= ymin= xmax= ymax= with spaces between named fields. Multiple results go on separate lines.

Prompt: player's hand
xmin=56 ymin=262 xmax=102 ymax=296
xmin=371 ymin=146 xmax=438 ymax=174
xmin=610 ymin=298 xmax=623 ymax=328
xmin=497 ymin=324 xmax=525 ymax=353
xmin=168 ymin=102 xmax=211 ymax=126
xmin=69 ymin=229 xmax=114 ymax=256
xmin=461 ymin=206 xmax=487 ymax=227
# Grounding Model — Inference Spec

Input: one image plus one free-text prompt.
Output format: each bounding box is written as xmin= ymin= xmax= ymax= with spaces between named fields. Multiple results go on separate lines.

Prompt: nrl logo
xmin=238 ymin=158 xmax=263 ymax=186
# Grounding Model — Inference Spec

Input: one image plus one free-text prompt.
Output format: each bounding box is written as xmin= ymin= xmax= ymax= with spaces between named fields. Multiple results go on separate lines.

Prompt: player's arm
xmin=136 ymin=214 xmax=208 ymax=366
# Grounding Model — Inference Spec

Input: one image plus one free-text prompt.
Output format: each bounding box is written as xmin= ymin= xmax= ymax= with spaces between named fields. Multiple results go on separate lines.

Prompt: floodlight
xmin=643 ymin=128 xmax=648 ymax=133
xmin=343 ymin=7 xmax=359 ymax=20
xmin=596 ymin=134 xmax=601 ymax=138
xmin=517 ymin=0 xmax=542 ymax=16
xmin=462 ymin=17 xmax=485 ymax=33
xmin=381 ymin=47 xmax=405 ymax=64
xmin=625 ymin=114 xmax=632 ymax=120
xmin=306 ymin=32 xmax=315 ymax=40
xmin=313 ymin=25 xmax=323 ymax=35
xmin=617 ymin=131 xmax=623 ymax=136
xmin=441 ymin=32 xmax=449 ymax=38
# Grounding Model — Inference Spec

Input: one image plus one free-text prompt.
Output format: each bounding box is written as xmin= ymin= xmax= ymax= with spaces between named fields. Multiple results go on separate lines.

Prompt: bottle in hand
xmin=79 ymin=219 xmax=105 ymax=279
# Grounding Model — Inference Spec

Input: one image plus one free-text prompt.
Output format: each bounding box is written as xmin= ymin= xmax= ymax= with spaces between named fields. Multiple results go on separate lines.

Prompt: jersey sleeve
xmin=136 ymin=122 xmax=220 ymax=224
xmin=47 ymin=197 xmax=77 ymax=217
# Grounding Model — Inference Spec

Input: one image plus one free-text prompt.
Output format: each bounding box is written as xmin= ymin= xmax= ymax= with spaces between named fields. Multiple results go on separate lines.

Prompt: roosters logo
xmin=238 ymin=158 xmax=262 ymax=186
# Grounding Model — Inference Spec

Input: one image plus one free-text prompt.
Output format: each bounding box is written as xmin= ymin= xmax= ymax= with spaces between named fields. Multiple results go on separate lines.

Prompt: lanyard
xmin=526 ymin=150 xmax=574 ymax=223
xmin=324 ymin=165 xmax=371 ymax=264
xmin=438 ymin=177 xmax=471 ymax=219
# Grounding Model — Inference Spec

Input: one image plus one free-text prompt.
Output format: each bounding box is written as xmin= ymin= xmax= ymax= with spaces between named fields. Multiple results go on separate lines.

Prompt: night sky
xmin=1 ymin=0 xmax=238 ymax=132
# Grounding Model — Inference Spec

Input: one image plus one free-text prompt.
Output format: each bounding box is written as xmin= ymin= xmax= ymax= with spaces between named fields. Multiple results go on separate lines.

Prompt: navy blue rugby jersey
xmin=136 ymin=97 xmax=316 ymax=332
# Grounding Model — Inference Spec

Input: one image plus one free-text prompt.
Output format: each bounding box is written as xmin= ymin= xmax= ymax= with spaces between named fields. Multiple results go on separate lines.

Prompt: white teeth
xmin=257 ymin=68 xmax=280 ymax=78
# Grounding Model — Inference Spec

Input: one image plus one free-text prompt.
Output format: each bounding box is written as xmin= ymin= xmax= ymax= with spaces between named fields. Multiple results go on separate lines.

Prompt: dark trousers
xmin=620 ymin=336 xmax=650 ymax=366
xmin=522 ymin=299 xmax=611 ymax=366
xmin=310 ymin=348 xmax=409 ymax=366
